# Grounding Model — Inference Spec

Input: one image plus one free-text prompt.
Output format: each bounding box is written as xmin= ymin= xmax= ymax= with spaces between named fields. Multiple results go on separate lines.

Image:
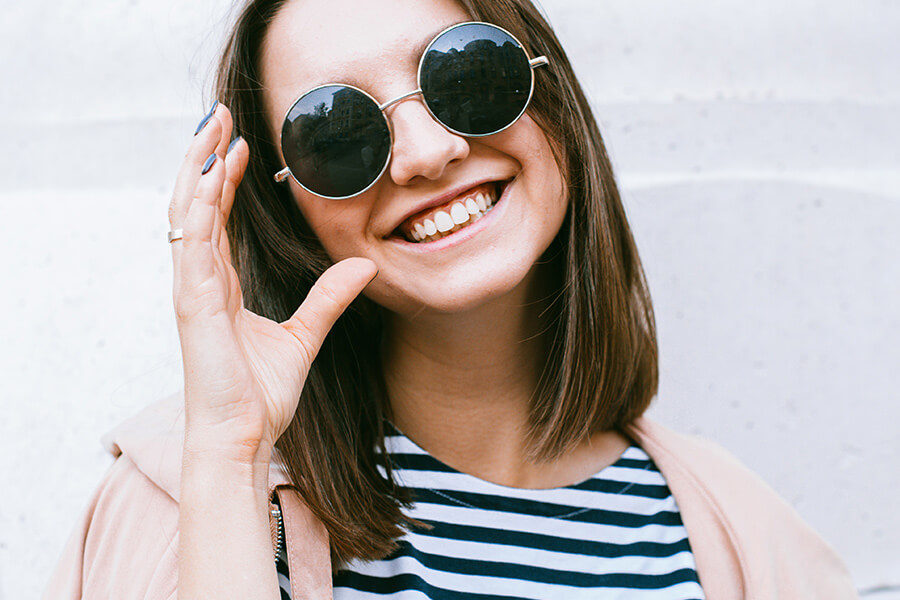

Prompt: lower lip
xmin=387 ymin=180 xmax=514 ymax=253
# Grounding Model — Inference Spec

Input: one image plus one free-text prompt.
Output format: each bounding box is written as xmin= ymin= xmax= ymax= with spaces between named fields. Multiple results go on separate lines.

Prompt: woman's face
xmin=261 ymin=0 xmax=567 ymax=316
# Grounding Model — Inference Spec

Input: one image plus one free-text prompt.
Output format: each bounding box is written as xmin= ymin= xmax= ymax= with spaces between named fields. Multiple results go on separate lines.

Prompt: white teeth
xmin=450 ymin=202 xmax=469 ymax=225
xmin=402 ymin=186 xmax=504 ymax=243
xmin=434 ymin=210 xmax=454 ymax=232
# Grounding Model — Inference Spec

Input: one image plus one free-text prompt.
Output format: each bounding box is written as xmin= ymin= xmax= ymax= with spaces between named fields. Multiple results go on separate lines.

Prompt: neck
xmin=382 ymin=266 xmax=629 ymax=488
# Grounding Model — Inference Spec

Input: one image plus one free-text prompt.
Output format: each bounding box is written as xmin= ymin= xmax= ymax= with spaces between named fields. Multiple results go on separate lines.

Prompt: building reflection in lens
xmin=421 ymin=24 xmax=531 ymax=135
xmin=283 ymin=85 xmax=390 ymax=197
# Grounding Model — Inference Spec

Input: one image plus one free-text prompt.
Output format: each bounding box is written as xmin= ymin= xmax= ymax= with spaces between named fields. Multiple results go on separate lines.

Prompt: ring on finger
xmin=167 ymin=228 xmax=184 ymax=243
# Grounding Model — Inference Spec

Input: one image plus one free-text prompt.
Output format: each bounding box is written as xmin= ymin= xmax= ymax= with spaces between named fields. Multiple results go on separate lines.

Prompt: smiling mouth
xmin=391 ymin=179 xmax=510 ymax=244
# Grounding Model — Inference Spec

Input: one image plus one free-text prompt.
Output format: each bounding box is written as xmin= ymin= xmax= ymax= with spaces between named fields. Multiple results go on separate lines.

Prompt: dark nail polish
xmin=201 ymin=153 xmax=217 ymax=175
xmin=227 ymin=136 xmax=242 ymax=154
xmin=193 ymin=100 xmax=219 ymax=135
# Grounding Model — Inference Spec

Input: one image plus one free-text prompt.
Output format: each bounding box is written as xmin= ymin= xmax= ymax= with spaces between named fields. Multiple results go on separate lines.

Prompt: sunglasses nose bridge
xmin=378 ymin=88 xmax=424 ymax=113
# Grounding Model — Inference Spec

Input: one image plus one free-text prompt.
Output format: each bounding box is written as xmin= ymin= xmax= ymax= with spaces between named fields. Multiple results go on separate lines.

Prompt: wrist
xmin=182 ymin=432 xmax=274 ymax=496
xmin=178 ymin=452 xmax=280 ymax=599
xmin=183 ymin=423 xmax=274 ymax=467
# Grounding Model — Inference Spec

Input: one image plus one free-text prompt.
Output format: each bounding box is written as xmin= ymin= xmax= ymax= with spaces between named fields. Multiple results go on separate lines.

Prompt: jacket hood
xmin=99 ymin=391 xmax=293 ymax=503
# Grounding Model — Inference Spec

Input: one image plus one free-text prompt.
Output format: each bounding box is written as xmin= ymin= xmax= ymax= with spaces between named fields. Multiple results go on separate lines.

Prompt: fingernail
xmin=227 ymin=136 xmax=242 ymax=154
xmin=201 ymin=153 xmax=218 ymax=175
xmin=193 ymin=100 xmax=219 ymax=135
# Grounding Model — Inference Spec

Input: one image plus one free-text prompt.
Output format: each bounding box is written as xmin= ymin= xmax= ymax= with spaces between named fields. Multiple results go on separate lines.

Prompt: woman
xmin=45 ymin=0 xmax=858 ymax=598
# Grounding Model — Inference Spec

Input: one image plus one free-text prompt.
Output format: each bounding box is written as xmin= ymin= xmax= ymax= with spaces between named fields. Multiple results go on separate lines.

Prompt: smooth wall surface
xmin=1 ymin=1 xmax=897 ymax=598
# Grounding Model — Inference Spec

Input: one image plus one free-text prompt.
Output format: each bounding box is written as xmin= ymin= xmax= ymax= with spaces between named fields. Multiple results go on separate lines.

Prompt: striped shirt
xmin=277 ymin=422 xmax=705 ymax=599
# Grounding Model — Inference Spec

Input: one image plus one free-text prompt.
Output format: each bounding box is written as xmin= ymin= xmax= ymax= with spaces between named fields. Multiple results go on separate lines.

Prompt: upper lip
xmin=387 ymin=177 xmax=510 ymax=237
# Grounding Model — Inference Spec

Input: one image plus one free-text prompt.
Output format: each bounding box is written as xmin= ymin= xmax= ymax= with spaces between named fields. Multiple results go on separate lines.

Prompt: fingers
xmin=210 ymin=136 xmax=249 ymax=294
xmin=221 ymin=136 xmax=249 ymax=223
xmin=169 ymin=103 xmax=226 ymax=229
xmin=282 ymin=257 xmax=379 ymax=366
xmin=178 ymin=154 xmax=228 ymax=312
xmin=170 ymin=103 xmax=246 ymax=296
xmin=212 ymin=106 xmax=234 ymax=159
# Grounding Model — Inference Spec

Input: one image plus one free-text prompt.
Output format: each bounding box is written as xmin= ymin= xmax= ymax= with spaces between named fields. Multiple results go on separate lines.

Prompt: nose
xmin=385 ymin=95 xmax=469 ymax=187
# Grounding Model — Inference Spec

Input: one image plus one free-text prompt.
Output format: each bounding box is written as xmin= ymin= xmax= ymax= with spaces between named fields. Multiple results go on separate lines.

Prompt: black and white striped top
xmin=276 ymin=421 xmax=705 ymax=599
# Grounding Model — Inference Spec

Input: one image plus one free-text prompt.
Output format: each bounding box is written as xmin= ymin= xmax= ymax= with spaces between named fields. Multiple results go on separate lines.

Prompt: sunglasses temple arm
xmin=274 ymin=167 xmax=290 ymax=183
xmin=529 ymin=56 xmax=549 ymax=68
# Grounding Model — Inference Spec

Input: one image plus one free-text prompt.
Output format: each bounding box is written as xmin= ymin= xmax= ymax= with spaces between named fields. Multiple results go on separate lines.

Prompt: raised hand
xmin=167 ymin=102 xmax=378 ymax=466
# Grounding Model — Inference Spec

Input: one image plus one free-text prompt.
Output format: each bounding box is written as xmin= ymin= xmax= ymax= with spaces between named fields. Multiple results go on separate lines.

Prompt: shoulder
xmin=626 ymin=415 xmax=794 ymax=507
xmin=44 ymin=451 xmax=179 ymax=599
xmin=623 ymin=416 xmax=793 ymax=542
xmin=88 ymin=452 xmax=180 ymax=541
xmin=625 ymin=415 xmax=813 ymax=535
xmin=625 ymin=416 xmax=858 ymax=598
xmin=46 ymin=392 xmax=296 ymax=600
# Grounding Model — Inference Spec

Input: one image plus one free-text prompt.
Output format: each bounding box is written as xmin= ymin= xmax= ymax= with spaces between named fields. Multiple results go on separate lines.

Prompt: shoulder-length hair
xmin=212 ymin=0 xmax=658 ymax=569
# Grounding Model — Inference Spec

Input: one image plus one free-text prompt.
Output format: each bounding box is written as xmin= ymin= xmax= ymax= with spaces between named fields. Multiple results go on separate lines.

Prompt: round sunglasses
xmin=273 ymin=21 xmax=550 ymax=199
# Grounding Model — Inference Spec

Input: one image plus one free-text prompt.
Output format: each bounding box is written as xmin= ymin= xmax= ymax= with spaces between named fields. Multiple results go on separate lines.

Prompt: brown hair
xmin=212 ymin=0 xmax=658 ymax=569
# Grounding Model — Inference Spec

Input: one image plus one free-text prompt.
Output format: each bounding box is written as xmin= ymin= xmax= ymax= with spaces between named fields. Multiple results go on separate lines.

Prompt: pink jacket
xmin=44 ymin=392 xmax=859 ymax=599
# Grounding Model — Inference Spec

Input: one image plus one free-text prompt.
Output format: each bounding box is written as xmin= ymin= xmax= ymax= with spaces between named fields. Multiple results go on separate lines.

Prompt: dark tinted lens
xmin=420 ymin=23 xmax=533 ymax=136
xmin=281 ymin=85 xmax=391 ymax=198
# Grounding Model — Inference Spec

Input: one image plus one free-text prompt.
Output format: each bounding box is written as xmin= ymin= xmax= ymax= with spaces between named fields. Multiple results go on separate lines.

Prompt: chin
xmin=377 ymin=255 xmax=539 ymax=316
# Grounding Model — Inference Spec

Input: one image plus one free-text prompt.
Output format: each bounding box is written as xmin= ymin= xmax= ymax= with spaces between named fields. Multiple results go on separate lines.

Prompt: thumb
xmin=282 ymin=256 xmax=378 ymax=365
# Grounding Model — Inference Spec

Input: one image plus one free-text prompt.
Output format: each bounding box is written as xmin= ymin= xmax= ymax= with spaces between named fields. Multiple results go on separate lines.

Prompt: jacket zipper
xmin=269 ymin=491 xmax=285 ymax=563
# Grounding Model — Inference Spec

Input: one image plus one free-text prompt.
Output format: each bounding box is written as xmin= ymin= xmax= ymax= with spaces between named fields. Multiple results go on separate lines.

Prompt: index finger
xmin=168 ymin=103 xmax=233 ymax=229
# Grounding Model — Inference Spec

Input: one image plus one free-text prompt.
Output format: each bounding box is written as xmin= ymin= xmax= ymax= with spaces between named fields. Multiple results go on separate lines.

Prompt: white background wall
xmin=1 ymin=0 xmax=897 ymax=598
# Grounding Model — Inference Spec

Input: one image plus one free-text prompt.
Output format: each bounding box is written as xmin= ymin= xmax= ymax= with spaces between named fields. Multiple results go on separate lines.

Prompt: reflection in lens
xmin=421 ymin=23 xmax=532 ymax=136
xmin=282 ymin=85 xmax=391 ymax=198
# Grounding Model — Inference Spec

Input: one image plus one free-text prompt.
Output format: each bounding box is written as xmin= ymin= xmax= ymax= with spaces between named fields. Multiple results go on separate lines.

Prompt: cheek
xmin=290 ymin=186 xmax=371 ymax=257
xmin=504 ymin=115 xmax=562 ymax=177
xmin=513 ymin=119 xmax=568 ymax=215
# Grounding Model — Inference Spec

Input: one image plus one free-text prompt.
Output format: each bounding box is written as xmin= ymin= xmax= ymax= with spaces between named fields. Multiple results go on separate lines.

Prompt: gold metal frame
xmin=274 ymin=21 xmax=550 ymax=200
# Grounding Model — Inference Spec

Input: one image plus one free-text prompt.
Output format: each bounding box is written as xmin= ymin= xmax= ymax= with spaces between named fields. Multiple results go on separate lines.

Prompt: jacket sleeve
xmin=43 ymin=454 xmax=179 ymax=600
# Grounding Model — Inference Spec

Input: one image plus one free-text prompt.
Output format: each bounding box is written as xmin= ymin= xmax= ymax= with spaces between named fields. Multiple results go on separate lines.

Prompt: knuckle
xmin=174 ymin=282 xmax=224 ymax=323
xmin=182 ymin=222 xmax=211 ymax=245
xmin=294 ymin=333 xmax=317 ymax=366
xmin=294 ymin=326 xmax=321 ymax=366
xmin=283 ymin=318 xmax=317 ymax=362
xmin=173 ymin=296 xmax=196 ymax=323
xmin=192 ymin=175 xmax=208 ymax=198
xmin=314 ymin=280 xmax=344 ymax=311
xmin=192 ymin=178 xmax=218 ymax=206
xmin=173 ymin=291 xmax=203 ymax=322
xmin=168 ymin=197 xmax=179 ymax=226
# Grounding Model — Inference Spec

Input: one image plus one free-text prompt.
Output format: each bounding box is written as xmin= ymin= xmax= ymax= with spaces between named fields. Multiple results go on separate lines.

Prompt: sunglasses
xmin=273 ymin=21 xmax=549 ymax=199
